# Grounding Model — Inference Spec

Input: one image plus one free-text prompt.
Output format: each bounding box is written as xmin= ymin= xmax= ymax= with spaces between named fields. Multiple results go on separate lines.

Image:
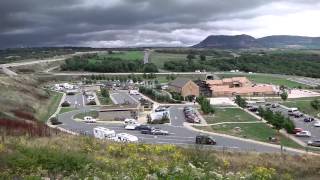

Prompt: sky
xmin=1 ymin=0 xmax=320 ymax=49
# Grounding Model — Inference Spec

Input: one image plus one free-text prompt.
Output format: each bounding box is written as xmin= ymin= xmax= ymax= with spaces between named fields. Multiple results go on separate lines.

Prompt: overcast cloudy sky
xmin=1 ymin=0 xmax=320 ymax=49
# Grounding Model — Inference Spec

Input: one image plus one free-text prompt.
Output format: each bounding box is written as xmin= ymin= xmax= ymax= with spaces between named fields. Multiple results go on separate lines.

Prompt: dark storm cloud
xmin=0 ymin=0 xmax=320 ymax=48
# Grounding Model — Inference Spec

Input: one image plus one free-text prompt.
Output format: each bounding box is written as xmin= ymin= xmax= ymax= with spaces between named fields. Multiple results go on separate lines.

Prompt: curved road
xmin=57 ymin=105 xmax=304 ymax=154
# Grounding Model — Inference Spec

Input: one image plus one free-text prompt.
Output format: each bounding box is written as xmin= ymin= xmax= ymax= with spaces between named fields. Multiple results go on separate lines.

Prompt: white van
xmin=116 ymin=133 xmax=139 ymax=142
xmin=123 ymin=118 xmax=138 ymax=126
xmin=129 ymin=90 xmax=139 ymax=95
xmin=288 ymin=108 xmax=298 ymax=116
xmin=84 ymin=116 xmax=96 ymax=123
xmin=93 ymin=127 xmax=117 ymax=140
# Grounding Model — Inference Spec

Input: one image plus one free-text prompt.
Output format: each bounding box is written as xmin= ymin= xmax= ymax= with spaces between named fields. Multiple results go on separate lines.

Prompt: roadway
xmin=58 ymin=90 xmax=306 ymax=154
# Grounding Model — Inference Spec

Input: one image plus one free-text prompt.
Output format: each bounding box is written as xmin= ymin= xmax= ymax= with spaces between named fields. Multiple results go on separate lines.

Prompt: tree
xmin=200 ymin=54 xmax=206 ymax=61
xmin=311 ymin=99 xmax=320 ymax=110
xmin=280 ymin=91 xmax=288 ymax=101
xmin=187 ymin=54 xmax=196 ymax=61
xmin=234 ymin=95 xmax=247 ymax=108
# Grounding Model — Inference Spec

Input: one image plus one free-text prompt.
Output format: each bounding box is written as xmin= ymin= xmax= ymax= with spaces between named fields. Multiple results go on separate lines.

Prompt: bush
xmin=197 ymin=96 xmax=215 ymax=114
xmin=50 ymin=117 xmax=62 ymax=125
xmin=61 ymin=101 xmax=71 ymax=107
xmin=234 ymin=95 xmax=247 ymax=108
xmin=86 ymin=101 xmax=96 ymax=105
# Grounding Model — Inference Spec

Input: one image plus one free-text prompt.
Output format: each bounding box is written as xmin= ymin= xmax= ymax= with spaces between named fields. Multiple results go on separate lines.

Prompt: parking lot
xmin=252 ymin=103 xmax=320 ymax=144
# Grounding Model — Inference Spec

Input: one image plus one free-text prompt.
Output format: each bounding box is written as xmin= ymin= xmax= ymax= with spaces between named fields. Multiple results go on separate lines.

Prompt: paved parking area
xmin=65 ymin=93 xmax=84 ymax=108
xmin=110 ymin=90 xmax=139 ymax=105
xmin=257 ymin=103 xmax=320 ymax=144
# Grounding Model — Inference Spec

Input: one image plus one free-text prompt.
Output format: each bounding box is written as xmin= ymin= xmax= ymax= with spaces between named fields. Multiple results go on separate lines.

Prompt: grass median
xmin=36 ymin=91 xmax=63 ymax=122
xmin=195 ymin=123 xmax=302 ymax=149
xmin=204 ymin=108 xmax=259 ymax=124
xmin=281 ymin=98 xmax=320 ymax=117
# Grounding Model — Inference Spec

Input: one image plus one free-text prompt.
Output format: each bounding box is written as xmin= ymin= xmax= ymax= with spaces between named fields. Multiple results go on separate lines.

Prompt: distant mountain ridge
xmin=193 ymin=34 xmax=320 ymax=49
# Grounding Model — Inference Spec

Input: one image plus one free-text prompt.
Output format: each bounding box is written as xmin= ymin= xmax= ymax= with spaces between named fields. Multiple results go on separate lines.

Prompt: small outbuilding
xmin=168 ymin=78 xmax=200 ymax=98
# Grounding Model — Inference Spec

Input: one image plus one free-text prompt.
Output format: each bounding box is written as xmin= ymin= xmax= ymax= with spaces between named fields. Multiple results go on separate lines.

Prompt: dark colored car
xmin=304 ymin=117 xmax=315 ymax=122
xmin=271 ymin=104 xmax=279 ymax=108
xmin=293 ymin=112 xmax=304 ymax=118
xmin=136 ymin=125 xmax=152 ymax=131
xmin=293 ymin=128 xmax=303 ymax=134
xmin=141 ymin=129 xmax=151 ymax=134
xmin=308 ymin=140 xmax=320 ymax=147
xmin=195 ymin=135 xmax=216 ymax=145
xmin=248 ymin=107 xmax=258 ymax=112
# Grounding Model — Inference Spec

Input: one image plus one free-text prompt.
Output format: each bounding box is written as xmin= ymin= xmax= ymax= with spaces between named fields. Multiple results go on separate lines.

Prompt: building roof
xmin=169 ymin=78 xmax=192 ymax=88
xmin=210 ymin=85 xmax=276 ymax=94
xmin=206 ymin=77 xmax=251 ymax=86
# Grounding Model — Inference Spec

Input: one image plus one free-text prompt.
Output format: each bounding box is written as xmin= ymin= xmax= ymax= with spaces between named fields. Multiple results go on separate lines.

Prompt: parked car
xmin=288 ymin=108 xmax=299 ymax=116
xmin=116 ymin=133 xmax=139 ymax=143
xmin=83 ymin=116 xmax=96 ymax=123
xmin=195 ymin=135 xmax=216 ymax=145
xmin=304 ymin=117 xmax=315 ymax=122
xmin=295 ymin=131 xmax=311 ymax=137
xmin=271 ymin=103 xmax=279 ymax=108
xmin=248 ymin=106 xmax=258 ymax=112
xmin=125 ymin=124 xmax=140 ymax=130
xmin=155 ymin=106 xmax=168 ymax=112
xmin=123 ymin=118 xmax=138 ymax=127
xmin=307 ymin=140 xmax=320 ymax=147
xmin=313 ymin=121 xmax=320 ymax=127
xmin=293 ymin=128 xmax=303 ymax=134
xmin=265 ymin=103 xmax=272 ymax=106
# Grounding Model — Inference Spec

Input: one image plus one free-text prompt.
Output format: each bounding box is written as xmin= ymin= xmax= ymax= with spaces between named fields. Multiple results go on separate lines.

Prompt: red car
xmin=293 ymin=128 xmax=303 ymax=134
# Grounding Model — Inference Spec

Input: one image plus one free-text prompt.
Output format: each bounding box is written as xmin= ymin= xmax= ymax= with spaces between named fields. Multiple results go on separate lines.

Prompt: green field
xmin=151 ymin=52 xmax=190 ymax=68
xmin=218 ymin=73 xmax=308 ymax=88
xmin=74 ymin=110 xmax=99 ymax=119
xmin=36 ymin=91 xmax=63 ymax=122
xmin=59 ymin=107 xmax=76 ymax=114
xmin=97 ymin=51 xmax=143 ymax=61
xmin=195 ymin=123 xmax=302 ymax=149
xmin=282 ymin=98 xmax=320 ymax=117
xmin=204 ymin=108 xmax=259 ymax=124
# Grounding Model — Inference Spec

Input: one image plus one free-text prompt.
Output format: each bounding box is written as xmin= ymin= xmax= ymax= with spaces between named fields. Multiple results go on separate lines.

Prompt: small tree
xmin=311 ymin=99 xmax=320 ymax=110
xmin=234 ymin=95 xmax=247 ymax=108
xmin=200 ymin=54 xmax=206 ymax=61
xmin=280 ymin=91 xmax=288 ymax=101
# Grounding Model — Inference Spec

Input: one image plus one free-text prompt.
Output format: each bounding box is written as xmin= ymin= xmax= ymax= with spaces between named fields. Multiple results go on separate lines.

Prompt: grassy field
xmin=151 ymin=52 xmax=190 ymax=68
xmin=218 ymin=73 xmax=309 ymax=88
xmin=1 ymin=135 xmax=320 ymax=179
xmin=59 ymin=107 xmax=76 ymax=114
xmin=74 ymin=110 xmax=99 ymax=119
xmin=97 ymin=51 xmax=143 ymax=61
xmin=282 ymin=98 xmax=320 ymax=117
xmin=204 ymin=108 xmax=259 ymax=124
xmin=36 ymin=91 xmax=63 ymax=122
xmin=195 ymin=123 xmax=302 ymax=149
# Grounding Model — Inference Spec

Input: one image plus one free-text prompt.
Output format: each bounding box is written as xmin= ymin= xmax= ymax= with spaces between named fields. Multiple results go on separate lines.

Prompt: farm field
xmin=97 ymin=51 xmax=143 ymax=61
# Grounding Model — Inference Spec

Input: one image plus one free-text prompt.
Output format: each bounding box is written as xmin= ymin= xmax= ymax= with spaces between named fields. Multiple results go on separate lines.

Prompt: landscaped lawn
xmin=218 ymin=73 xmax=309 ymax=88
xmin=204 ymin=108 xmax=259 ymax=124
xmin=282 ymin=98 xmax=320 ymax=117
xmin=195 ymin=123 xmax=302 ymax=149
xmin=96 ymin=91 xmax=112 ymax=105
xmin=36 ymin=91 xmax=63 ymax=122
xmin=74 ymin=110 xmax=99 ymax=120
xmin=59 ymin=107 xmax=76 ymax=114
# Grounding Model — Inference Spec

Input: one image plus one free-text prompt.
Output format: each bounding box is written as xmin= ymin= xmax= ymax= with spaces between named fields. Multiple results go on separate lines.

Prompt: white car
xmin=151 ymin=128 xmax=169 ymax=135
xmin=123 ymin=118 xmax=138 ymax=126
xmin=125 ymin=123 xmax=140 ymax=130
xmin=87 ymin=96 xmax=95 ymax=101
xmin=295 ymin=131 xmax=311 ymax=137
xmin=84 ymin=116 xmax=96 ymax=123
xmin=129 ymin=90 xmax=139 ymax=95
xmin=314 ymin=121 xmax=320 ymax=127
xmin=116 ymin=133 xmax=139 ymax=142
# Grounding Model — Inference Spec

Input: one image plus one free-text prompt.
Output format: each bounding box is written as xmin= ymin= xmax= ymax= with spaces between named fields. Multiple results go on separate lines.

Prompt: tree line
xmin=61 ymin=54 xmax=158 ymax=73
xmin=163 ymin=52 xmax=320 ymax=78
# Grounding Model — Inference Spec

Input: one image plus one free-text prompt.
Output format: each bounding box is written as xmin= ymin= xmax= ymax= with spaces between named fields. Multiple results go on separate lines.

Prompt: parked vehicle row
xmin=183 ymin=107 xmax=200 ymax=123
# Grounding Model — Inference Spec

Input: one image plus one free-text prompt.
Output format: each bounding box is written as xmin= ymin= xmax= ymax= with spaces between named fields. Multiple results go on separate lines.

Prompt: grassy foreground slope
xmin=1 ymin=135 xmax=320 ymax=179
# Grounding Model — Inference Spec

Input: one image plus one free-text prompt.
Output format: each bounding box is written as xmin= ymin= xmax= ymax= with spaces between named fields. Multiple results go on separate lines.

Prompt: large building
xmin=168 ymin=78 xmax=200 ymax=98
xmin=206 ymin=77 xmax=278 ymax=97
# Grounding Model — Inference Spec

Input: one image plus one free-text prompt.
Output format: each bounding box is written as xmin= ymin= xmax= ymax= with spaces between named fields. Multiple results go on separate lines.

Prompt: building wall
xmin=181 ymin=81 xmax=200 ymax=97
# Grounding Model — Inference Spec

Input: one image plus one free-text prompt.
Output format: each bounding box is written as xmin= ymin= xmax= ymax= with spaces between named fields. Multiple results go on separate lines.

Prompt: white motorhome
xmin=93 ymin=127 xmax=116 ymax=140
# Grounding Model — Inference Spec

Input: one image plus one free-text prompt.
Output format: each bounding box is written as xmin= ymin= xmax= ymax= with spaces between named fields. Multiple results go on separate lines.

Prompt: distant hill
xmin=193 ymin=34 xmax=320 ymax=49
